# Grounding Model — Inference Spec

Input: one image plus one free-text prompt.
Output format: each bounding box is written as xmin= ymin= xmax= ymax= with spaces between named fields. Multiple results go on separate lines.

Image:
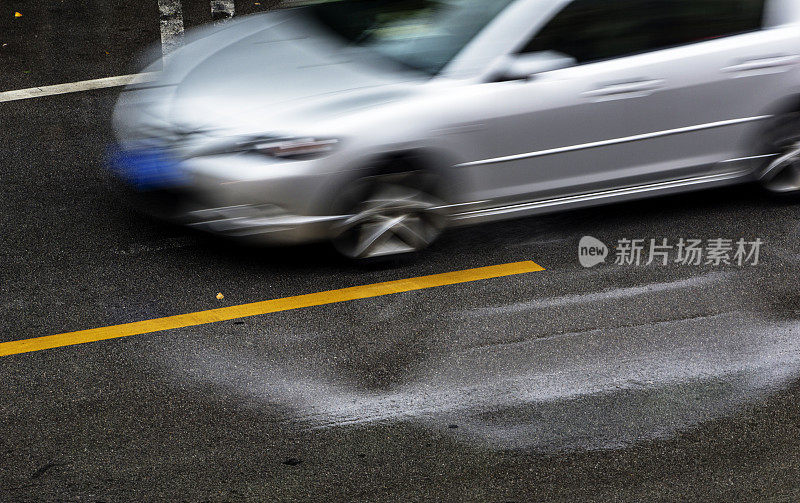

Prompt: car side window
xmin=520 ymin=0 xmax=766 ymax=65
xmin=661 ymin=0 xmax=766 ymax=47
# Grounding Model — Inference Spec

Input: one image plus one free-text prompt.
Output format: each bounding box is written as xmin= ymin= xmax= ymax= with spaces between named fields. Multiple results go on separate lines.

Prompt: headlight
xmin=235 ymin=137 xmax=340 ymax=160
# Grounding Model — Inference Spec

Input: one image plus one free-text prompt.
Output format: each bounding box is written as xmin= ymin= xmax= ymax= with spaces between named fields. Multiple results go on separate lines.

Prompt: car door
xmin=459 ymin=0 xmax=797 ymax=205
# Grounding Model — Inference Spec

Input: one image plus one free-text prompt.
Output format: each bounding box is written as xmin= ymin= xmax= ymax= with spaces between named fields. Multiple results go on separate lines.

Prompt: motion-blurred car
xmin=112 ymin=0 xmax=800 ymax=258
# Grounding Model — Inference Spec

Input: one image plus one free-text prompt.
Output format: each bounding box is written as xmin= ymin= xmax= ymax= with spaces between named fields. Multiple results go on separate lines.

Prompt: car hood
xmin=117 ymin=10 xmax=424 ymax=138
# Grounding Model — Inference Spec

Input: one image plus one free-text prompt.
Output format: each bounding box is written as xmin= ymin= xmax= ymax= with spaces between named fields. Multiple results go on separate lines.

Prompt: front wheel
xmin=330 ymin=173 xmax=446 ymax=259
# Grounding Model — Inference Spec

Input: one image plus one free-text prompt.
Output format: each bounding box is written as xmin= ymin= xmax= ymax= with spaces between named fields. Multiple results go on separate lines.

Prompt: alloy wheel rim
xmin=332 ymin=182 xmax=445 ymax=259
xmin=760 ymin=113 xmax=800 ymax=193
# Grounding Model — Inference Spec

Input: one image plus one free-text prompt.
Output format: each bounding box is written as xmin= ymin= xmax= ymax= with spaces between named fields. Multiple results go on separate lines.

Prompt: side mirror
xmin=494 ymin=51 xmax=577 ymax=82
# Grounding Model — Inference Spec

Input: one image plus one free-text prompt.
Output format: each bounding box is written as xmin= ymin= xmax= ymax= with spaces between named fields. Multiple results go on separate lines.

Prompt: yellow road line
xmin=0 ymin=261 xmax=544 ymax=357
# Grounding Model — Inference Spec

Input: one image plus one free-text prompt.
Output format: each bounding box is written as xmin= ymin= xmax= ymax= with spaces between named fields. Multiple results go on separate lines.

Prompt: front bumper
xmin=110 ymin=145 xmax=348 ymax=245
xmin=121 ymin=186 xmax=346 ymax=245
xmin=185 ymin=203 xmax=345 ymax=243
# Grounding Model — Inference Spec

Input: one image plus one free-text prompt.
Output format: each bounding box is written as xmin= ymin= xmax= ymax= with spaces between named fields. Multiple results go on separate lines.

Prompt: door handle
xmin=723 ymin=55 xmax=800 ymax=76
xmin=582 ymin=79 xmax=665 ymax=101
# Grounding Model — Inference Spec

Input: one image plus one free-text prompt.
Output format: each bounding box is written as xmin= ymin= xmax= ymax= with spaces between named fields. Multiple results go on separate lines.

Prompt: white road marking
xmin=0 ymin=0 xmax=242 ymax=103
xmin=211 ymin=0 xmax=235 ymax=23
xmin=461 ymin=271 xmax=731 ymax=316
xmin=0 ymin=73 xmax=160 ymax=103
xmin=158 ymin=0 xmax=185 ymax=56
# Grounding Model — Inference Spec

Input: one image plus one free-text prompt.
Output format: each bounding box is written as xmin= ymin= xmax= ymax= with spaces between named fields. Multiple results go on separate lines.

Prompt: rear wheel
xmin=330 ymin=172 xmax=446 ymax=259
xmin=759 ymin=110 xmax=800 ymax=194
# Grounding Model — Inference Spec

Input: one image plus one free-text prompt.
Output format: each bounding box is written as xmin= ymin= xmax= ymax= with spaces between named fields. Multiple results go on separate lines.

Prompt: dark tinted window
xmin=521 ymin=0 xmax=766 ymax=64
xmin=662 ymin=0 xmax=766 ymax=47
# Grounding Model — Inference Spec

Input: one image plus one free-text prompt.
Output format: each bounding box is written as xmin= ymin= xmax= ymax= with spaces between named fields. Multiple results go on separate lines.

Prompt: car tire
xmin=329 ymin=171 xmax=446 ymax=259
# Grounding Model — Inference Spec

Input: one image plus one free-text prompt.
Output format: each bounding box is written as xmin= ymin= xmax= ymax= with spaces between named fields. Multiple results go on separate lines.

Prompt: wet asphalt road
xmin=4 ymin=2 xmax=800 ymax=502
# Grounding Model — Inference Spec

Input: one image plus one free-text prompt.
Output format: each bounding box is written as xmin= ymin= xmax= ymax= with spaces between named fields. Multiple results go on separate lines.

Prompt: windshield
xmin=304 ymin=0 xmax=517 ymax=75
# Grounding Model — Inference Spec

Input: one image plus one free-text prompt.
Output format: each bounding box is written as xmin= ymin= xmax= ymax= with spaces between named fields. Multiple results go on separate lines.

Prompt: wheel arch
xmin=741 ymin=93 xmax=800 ymax=156
xmin=319 ymin=146 xmax=467 ymax=216
xmin=763 ymin=93 xmax=800 ymax=117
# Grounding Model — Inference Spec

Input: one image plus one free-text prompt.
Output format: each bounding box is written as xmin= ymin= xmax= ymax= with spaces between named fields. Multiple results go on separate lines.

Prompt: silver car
xmin=112 ymin=0 xmax=800 ymax=258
